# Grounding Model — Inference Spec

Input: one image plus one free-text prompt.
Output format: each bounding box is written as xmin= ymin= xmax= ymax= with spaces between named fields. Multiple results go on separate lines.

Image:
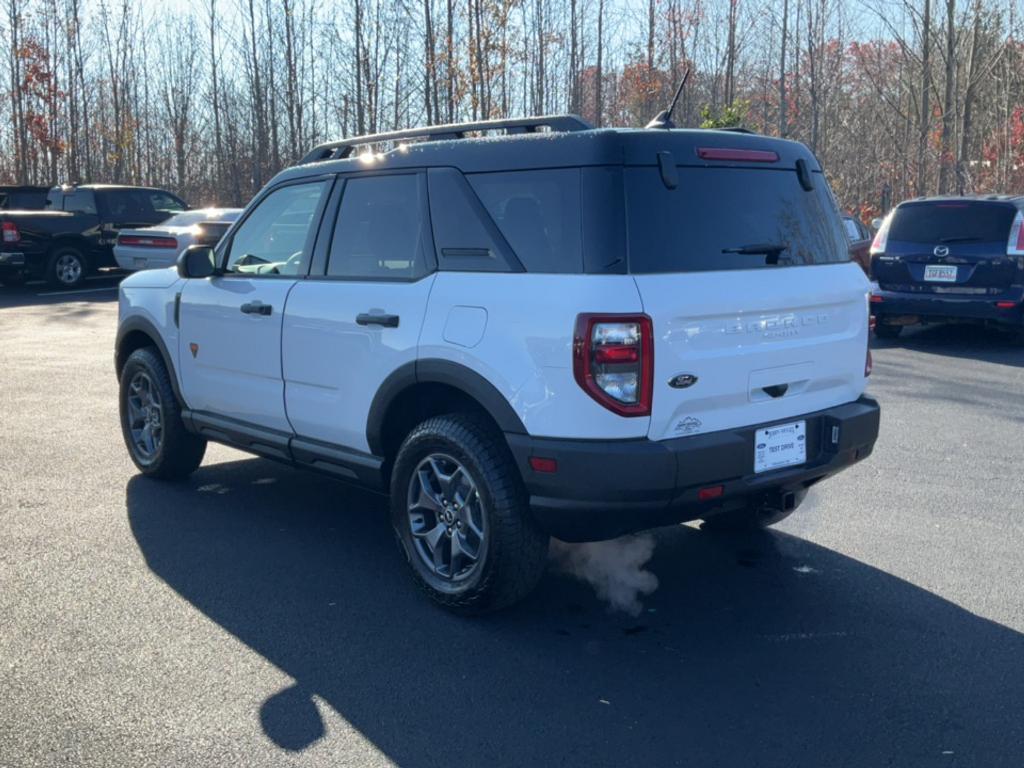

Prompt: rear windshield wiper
xmin=722 ymin=243 xmax=788 ymax=255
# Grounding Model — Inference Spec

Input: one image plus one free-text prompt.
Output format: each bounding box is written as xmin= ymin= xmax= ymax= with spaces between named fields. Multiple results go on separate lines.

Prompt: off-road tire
xmin=119 ymin=347 xmax=206 ymax=479
xmin=390 ymin=413 xmax=549 ymax=614
xmin=46 ymin=246 xmax=88 ymax=288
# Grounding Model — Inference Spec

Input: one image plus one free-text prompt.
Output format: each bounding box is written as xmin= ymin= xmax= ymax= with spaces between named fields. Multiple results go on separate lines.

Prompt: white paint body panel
xmin=177 ymin=277 xmax=296 ymax=432
xmin=420 ymin=273 xmax=649 ymax=440
xmin=282 ymin=277 xmax=436 ymax=452
xmin=633 ymin=261 xmax=871 ymax=441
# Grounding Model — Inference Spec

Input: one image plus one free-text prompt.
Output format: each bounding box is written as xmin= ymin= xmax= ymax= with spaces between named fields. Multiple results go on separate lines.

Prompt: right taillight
xmin=2 ymin=221 xmax=20 ymax=243
xmin=573 ymin=314 xmax=653 ymax=417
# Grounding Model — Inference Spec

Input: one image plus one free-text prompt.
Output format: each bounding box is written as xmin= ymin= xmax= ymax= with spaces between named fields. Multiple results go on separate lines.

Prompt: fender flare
xmin=115 ymin=315 xmax=184 ymax=405
xmin=366 ymin=359 xmax=527 ymax=456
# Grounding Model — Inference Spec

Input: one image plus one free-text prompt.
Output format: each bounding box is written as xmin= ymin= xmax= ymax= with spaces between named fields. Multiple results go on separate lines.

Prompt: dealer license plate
xmin=754 ymin=420 xmax=807 ymax=474
xmin=924 ymin=265 xmax=957 ymax=282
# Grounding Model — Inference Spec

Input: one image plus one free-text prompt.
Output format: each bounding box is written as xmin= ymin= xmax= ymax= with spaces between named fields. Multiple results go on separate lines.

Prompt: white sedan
xmin=114 ymin=208 xmax=242 ymax=271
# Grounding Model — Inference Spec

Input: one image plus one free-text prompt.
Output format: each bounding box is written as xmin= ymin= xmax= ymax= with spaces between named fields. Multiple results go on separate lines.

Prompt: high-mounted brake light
xmin=2 ymin=221 xmax=20 ymax=243
xmin=697 ymin=147 xmax=778 ymax=163
xmin=870 ymin=213 xmax=891 ymax=256
xmin=1006 ymin=212 xmax=1024 ymax=256
xmin=573 ymin=314 xmax=653 ymax=417
xmin=117 ymin=235 xmax=179 ymax=249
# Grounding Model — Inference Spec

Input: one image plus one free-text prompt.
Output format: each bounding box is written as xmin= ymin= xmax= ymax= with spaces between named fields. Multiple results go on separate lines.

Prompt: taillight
xmin=117 ymin=235 xmax=179 ymax=249
xmin=2 ymin=221 xmax=20 ymax=243
xmin=1006 ymin=212 xmax=1024 ymax=256
xmin=869 ymin=213 xmax=891 ymax=256
xmin=573 ymin=314 xmax=653 ymax=417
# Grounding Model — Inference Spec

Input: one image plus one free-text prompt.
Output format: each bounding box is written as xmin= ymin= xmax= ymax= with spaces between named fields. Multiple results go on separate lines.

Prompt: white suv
xmin=116 ymin=116 xmax=880 ymax=612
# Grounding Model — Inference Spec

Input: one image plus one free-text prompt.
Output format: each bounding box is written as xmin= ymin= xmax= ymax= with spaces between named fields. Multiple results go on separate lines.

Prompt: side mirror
xmin=177 ymin=245 xmax=217 ymax=279
xmin=870 ymin=217 xmax=883 ymax=231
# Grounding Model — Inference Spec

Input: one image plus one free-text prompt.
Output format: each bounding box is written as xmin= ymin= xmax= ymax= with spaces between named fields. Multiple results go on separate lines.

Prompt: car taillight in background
xmin=869 ymin=214 xmax=891 ymax=256
xmin=573 ymin=314 xmax=653 ymax=417
xmin=1006 ymin=212 xmax=1024 ymax=256
xmin=2 ymin=221 xmax=20 ymax=243
xmin=117 ymin=235 xmax=179 ymax=249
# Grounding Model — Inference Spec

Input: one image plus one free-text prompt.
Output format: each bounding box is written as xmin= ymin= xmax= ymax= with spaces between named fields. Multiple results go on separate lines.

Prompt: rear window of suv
xmin=625 ymin=166 xmax=849 ymax=273
xmin=888 ymin=201 xmax=1016 ymax=243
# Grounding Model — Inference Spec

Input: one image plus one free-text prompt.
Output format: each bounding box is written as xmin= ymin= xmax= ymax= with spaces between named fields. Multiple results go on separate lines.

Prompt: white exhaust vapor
xmin=550 ymin=534 xmax=659 ymax=616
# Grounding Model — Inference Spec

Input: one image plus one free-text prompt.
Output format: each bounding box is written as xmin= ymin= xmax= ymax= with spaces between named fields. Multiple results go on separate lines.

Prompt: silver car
xmin=114 ymin=208 xmax=242 ymax=271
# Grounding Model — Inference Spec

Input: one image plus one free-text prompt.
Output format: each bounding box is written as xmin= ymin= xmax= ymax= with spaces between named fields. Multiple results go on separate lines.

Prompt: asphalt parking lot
xmin=1 ymin=277 xmax=1023 ymax=768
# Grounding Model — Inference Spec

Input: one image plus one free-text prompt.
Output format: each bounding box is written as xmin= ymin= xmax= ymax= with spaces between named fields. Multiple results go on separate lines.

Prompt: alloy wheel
xmin=406 ymin=453 xmax=487 ymax=581
xmin=125 ymin=371 xmax=164 ymax=463
xmin=55 ymin=253 xmax=83 ymax=285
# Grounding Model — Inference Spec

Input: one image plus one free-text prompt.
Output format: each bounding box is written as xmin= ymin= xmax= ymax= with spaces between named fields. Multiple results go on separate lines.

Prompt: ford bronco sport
xmin=115 ymin=115 xmax=880 ymax=613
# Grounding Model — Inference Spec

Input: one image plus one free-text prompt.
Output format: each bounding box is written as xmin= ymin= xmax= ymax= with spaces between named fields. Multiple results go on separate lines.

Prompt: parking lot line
xmin=36 ymin=286 xmax=119 ymax=297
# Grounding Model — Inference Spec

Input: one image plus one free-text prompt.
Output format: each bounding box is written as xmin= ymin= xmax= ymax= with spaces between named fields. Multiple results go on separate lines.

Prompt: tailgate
xmin=635 ymin=264 xmax=869 ymax=440
xmin=624 ymin=157 xmax=869 ymax=442
xmin=875 ymin=200 xmax=1021 ymax=293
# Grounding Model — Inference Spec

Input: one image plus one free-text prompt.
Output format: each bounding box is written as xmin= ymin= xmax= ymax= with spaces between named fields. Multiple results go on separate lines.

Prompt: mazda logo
xmin=934 ymin=245 xmax=949 ymax=257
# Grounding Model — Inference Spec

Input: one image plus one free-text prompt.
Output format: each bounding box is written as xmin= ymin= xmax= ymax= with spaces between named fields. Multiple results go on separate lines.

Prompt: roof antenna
xmin=646 ymin=68 xmax=690 ymax=130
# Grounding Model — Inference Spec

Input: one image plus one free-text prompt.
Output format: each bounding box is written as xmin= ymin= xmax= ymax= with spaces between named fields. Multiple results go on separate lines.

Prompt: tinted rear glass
xmin=2 ymin=190 xmax=48 ymax=209
xmin=626 ymin=167 xmax=849 ymax=273
xmin=888 ymin=201 xmax=1015 ymax=243
xmin=467 ymin=169 xmax=583 ymax=273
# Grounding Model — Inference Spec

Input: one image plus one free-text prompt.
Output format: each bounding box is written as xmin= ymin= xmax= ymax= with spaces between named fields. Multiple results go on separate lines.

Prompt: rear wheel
xmin=390 ymin=413 xmax=549 ymax=614
xmin=119 ymin=347 xmax=206 ymax=479
xmin=47 ymin=246 xmax=88 ymax=288
xmin=874 ymin=323 xmax=903 ymax=339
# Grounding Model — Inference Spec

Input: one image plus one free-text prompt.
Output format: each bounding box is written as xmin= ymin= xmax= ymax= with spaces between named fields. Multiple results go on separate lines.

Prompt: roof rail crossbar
xmin=300 ymin=114 xmax=593 ymax=165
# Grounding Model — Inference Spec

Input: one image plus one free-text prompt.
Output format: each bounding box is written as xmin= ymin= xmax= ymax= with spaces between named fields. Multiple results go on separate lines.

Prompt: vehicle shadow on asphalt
xmin=127 ymin=459 xmax=1024 ymax=767
xmin=873 ymin=323 xmax=1024 ymax=368
xmin=0 ymin=274 xmax=121 ymax=311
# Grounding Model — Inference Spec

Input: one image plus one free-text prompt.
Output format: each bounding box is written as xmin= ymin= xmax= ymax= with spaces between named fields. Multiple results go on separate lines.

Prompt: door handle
xmin=356 ymin=312 xmax=400 ymax=328
xmin=240 ymin=301 xmax=273 ymax=316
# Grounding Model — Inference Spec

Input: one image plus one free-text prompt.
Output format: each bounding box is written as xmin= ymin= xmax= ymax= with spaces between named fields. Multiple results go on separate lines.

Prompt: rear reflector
xmin=870 ymin=294 xmax=884 ymax=303
xmin=528 ymin=457 xmax=558 ymax=473
xmin=696 ymin=147 xmax=779 ymax=163
xmin=996 ymin=301 xmax=1018 ymax=309
xmin=698 ymin=485 xmax=724 ymax=501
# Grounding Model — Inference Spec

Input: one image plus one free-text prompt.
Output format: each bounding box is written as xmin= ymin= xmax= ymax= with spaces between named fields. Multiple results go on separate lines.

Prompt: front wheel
xmin=119 ymin=347 xmax=206 ymax=479
xmin=47 ymin=246 xmax=88 ymax=288
xmin=390 ymin=413 xmax=549 ymax=614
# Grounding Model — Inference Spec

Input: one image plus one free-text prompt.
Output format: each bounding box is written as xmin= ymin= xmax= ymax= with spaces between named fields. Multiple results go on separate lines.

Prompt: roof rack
xmin=300 ymin=114 xmax=594 ymax=165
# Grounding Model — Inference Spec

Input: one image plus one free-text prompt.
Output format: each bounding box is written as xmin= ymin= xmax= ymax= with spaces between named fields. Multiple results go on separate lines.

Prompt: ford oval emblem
xmin=669 ymin=373 xmax=698 ymax=389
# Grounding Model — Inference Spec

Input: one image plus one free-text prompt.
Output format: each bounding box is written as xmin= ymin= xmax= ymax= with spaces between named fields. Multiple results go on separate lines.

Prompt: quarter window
xmin=467 ymin=169 xmax=583 ymax=273
xmin=225 ymin=181 xmax=329 ymax=276
xmin=327 ymin=174 xmax=429 ymax=279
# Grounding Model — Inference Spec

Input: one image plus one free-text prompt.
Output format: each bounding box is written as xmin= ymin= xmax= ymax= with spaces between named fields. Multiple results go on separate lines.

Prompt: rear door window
xmin=467 ymin=169 xmax=583 ymax=273
xmin=327 ymin=174 xmax=431 ymax=280
xmin=888 ymin=202 xmax=1015 ymax=244
xmin=63 ymin=191 xmax=97 ymax=214
xmin=626 ymin=167 xmax=849 ymax=273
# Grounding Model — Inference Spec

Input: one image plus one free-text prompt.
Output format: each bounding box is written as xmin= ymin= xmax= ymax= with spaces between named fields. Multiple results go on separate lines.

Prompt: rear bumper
xmin=507 ymin=396 xmax=881 ymax=542
xmin=0 ymin=251 xmax=26 ymax=276
xmin=871 ymin=286 xmax=1024 ymax=328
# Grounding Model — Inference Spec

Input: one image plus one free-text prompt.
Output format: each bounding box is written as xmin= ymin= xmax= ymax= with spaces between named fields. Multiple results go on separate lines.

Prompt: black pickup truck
xmin=0 ymin=184 xmax=187 ymax=288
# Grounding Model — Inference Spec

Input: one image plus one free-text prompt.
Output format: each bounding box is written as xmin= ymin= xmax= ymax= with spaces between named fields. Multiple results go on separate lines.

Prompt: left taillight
xmin=573 ymin=314 xmax=653 ymax=417
xmin=2 ymin=221 xmax=20 ymax=243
